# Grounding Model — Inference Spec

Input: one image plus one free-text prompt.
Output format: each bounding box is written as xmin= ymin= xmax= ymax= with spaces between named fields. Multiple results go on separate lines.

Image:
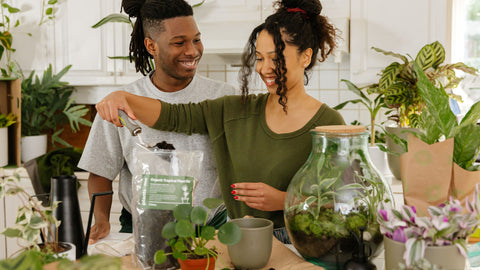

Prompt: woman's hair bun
xmin=276 ymin=0 xmax=322 ymax=18
xmin=122 ymin=0 xmax=146 ymax=18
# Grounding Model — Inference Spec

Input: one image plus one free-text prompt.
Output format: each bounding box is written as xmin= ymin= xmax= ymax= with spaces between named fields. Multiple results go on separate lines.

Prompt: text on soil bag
xmin=139 ymin=174 xmax=194 ymax=210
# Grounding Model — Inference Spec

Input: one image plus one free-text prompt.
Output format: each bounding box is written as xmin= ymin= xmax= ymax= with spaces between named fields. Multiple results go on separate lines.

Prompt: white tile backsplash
xmin=199 ymin=54 xmax=366 ymax=124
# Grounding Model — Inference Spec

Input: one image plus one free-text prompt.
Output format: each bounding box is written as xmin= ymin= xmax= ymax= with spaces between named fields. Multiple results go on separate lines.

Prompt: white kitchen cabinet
xmin=349 ymin=0 xmax=450 ymax=84
xmin=13 ymin=0 xmax=140 ymax=87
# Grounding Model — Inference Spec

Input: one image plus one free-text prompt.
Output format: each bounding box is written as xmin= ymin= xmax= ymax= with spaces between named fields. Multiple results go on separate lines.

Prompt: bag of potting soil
xmin=132 ymin=144 xmax=203 ymax=269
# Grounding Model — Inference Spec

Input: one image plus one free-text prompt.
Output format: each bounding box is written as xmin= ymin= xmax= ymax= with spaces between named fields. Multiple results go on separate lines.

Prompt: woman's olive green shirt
xmin=153 ymin=93 xmax=345 ymax=228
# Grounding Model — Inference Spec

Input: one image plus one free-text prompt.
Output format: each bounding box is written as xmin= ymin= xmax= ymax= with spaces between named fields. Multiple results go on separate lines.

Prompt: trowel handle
xmin=118 ymin=109 xmax=141 ymax=136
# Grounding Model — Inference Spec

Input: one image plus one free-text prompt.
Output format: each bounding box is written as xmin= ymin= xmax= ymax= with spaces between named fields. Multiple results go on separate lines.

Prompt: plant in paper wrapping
xmin=377 ymin=185 xmax=480 ymax=267
xmin=399 ymin=62 xmax=480 ymax=216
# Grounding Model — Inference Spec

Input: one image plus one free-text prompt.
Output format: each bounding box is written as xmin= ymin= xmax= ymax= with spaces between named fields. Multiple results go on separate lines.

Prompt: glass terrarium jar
xmin=284 ymin=125 xmax=393 ymax=269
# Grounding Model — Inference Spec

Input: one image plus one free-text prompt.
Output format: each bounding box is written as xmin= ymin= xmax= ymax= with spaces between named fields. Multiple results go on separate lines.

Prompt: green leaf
xmin=154 ymin=250 xmax=167 ymax=265
xmin=174 ymin=240 xmax=187 ymax=252
xmin=371 ymin=46 xmax=409 ymax=63
xmin=161 ymin=221 xmax=177 ymax=239
xmin=414 ymin=62 xmax=457 ymax=139
xmin=190 ymin=207 xmax=207 ymax=225
xmin=194 ymin=246 xmax=209 ymax=256
xmin=379 ymin=62 xmax=402 ymax=91
xmin=48 ymin=0 xmax=58 ymax=4
xmin=218 ymin=222 xmax=241 ymax=245
xmin=200 ymin=226 xmax=216 ymax=240
xmin=1 ymin=227 xmax=21 ymax=237
xmin=202 ymin=198 xmax=223 ymax=209
xmin=175 ymin=219 xmax=195 ymax=238
xmin=91 ymin=13 xmax=132 ymax=28
xmin=453 ymin=124 xmax=480 ymax=169
xmin=174 ymin=204 xmax=192 ymax=221
xmin=46 ymin=7 xmax=53 ymax=15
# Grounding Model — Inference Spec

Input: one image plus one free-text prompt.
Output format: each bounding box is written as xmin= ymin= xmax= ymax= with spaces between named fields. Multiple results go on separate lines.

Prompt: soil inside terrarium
xmin=286 ymin=212 xmax=383 ymax=266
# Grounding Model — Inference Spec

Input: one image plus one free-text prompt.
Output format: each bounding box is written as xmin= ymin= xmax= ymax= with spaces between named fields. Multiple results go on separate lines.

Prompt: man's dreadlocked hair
xmin=122 ymin=0 xmax=193 ymax=75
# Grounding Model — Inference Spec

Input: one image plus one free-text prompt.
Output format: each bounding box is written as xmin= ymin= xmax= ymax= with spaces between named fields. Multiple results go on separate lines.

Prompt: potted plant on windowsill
xmin=377 ymin=185 xmax=480 ymax=269
xmin=154 ymin=198 xmax=241 ymax=270
xmin=369 ymin=41 xmax=478 ymax=179
xmin=20 ymin=64 xmax=92 ymax=162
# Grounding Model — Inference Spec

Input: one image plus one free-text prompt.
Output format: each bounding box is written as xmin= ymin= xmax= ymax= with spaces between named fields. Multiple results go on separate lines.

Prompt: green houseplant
xmin=0 ymin=170 xmax=122 ymax=270
xmin=368 ymin=41 xmax=478 ymax=179
xmin=370 ymin=41 xmax=477 ymax=128
xmin=21 ymin=64 xmax=92 ymax=148
xmin=333 ymin=79 xmax=389 ymax=146
xmin=0 ymin=170 xmax=71 ymax=265
xmin=154 ymin=198 xmax=241 ymax=270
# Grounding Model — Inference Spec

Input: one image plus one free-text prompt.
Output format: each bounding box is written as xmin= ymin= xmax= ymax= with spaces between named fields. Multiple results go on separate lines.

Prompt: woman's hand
xmin=95 ymin=91 xmax=136 ymax=127
xmin=231 ymin=182 xmax=286 ymax=211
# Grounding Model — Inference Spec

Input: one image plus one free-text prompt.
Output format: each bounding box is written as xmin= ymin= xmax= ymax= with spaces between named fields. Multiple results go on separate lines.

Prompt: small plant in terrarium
xmin=284 ymin=126 xmax=393 ymax=268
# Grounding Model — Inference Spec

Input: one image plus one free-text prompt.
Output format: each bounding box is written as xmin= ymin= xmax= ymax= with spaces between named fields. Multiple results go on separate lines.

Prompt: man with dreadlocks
xmin=79 ymin=0 xmax=235 ymax=244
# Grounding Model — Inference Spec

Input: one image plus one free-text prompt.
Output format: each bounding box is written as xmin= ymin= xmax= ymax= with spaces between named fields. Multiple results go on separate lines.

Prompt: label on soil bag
xmin=139 ymin=174 xmax=194 ymax=210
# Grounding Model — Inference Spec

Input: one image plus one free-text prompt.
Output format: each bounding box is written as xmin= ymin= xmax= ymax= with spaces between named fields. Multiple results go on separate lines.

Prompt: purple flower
xmin=450 ymin=206 xmax=460 ymax=213
xmin=379 ymin=209 xmax=388 ymax=221
xmin=443 ymin=217 xmax=448 ymax=222
xmin=392 ymin=228 xmax=406 ymax=243
xmin=410 ymin=216 xmax=415 ymax=223
xmin=411 ymin=206 xmax=416 ymax=213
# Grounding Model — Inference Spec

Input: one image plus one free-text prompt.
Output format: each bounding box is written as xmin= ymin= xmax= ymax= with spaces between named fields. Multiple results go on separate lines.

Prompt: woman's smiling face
xmin=254 ymin=29 xmax=311 ymax=95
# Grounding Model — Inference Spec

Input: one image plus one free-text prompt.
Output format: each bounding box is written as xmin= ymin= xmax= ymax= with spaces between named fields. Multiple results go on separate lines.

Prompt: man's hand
xmin=231 ymin=182 xmax=286 ymax=211
xmin=88 ymin=220 xmax=111 ymax=244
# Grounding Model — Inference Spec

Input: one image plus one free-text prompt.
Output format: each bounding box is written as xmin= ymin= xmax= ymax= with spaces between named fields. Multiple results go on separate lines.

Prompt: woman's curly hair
xmin=239 ymin=0 xmax=338 ymax=112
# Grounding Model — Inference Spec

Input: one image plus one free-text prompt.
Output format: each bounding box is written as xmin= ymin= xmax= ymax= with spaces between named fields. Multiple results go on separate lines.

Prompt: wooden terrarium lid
xmin=314 ymin=125 xmax=366 ymax=133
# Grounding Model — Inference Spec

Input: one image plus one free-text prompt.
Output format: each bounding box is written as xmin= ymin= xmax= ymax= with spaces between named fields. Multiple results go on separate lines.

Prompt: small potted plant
xmin=377 ymin=185 xmax=480 ymax=269
xmin=0 ymin=170 xmax=75 ymax=267
xmin=154 ymin=198 xmax=241 ymax=270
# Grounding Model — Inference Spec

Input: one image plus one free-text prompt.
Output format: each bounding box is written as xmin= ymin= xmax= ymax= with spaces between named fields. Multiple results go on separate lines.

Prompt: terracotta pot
xmin=384 ymin=236 xmax=466 ymax=270
xmin=177 ymin=256 xmax=216 ymax=270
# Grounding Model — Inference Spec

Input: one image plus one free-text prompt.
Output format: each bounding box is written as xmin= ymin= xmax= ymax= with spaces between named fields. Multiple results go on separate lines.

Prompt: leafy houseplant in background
xmin=369 ymin=41 xmax=478 ymax=179
xmin=284 ymin=126 xmax=393 ymax=269
xmin=334 ymin=79 xmax=390 ymax=174
xmin=377 ymin=186 xmax=480 ymax=269
xmin=20 ymin=64 xmax=91 ymax=161
xmin=154 ymin=198 xmax=241 ymax=270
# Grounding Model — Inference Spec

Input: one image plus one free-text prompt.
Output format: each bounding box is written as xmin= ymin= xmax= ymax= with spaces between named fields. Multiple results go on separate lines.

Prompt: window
xmin=453 ymin=0 xmax=480 ymax=103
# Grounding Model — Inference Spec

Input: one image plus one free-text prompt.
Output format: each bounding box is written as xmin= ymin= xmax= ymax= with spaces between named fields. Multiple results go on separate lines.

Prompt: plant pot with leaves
xmin=20 ymin=64 xmax=91 ymax=162
xmin=368 ymin=41 xmax=478 ymax=179
xmin=0 ymin=112 xmax=15 ymax=166
xmin=284 ymin=125 xmax=394 ymax=270
xmin=0 ymin=170 xmax=75 ymax=267
xmin=397 ymin=62 xmax=480 ymax=216
xmin=377 ymin=186 xmax=480 ymax=270
xmin=334 ymin=79 xmax=390 ymax=175
xmin=154 ymin=198 xmax=242 ymax=270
